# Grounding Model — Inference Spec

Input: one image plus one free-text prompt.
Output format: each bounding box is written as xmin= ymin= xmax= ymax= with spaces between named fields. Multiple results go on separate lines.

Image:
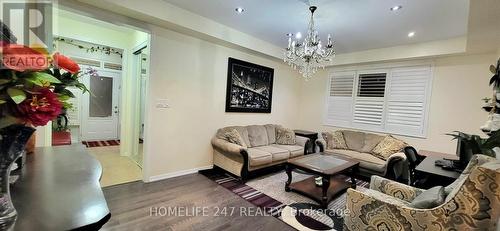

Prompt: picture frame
xmin=225 ymin=57 xmax=274 ymax=113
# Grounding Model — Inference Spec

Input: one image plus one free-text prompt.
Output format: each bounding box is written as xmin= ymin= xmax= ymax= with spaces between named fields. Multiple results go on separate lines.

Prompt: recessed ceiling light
xmin=295 ymin=32 xmax=302 ymax=39
xmin=286 ymin=33 xmax=294 ymax=37
xmin=390 ymin=5 xmax=402 ymax=11
xmin=408 ymin=31 xmax=416 ymax=37
xmin=235 ymin=7 xmax=244 ymax=13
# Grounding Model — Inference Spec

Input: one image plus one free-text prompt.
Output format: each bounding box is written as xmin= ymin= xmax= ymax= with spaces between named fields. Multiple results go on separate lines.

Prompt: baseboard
xmin=148 ymin=165 xmax=213 ymax=182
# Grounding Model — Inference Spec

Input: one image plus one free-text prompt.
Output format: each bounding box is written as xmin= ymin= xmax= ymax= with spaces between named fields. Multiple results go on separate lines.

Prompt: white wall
xmin=298 ymin=53 xmax=498 ymax=154
xmin=144 ymin=26 xmax=302 ymax=179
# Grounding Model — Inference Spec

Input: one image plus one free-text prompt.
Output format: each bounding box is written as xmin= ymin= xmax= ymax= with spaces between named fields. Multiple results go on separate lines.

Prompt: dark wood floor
xmin=101 ymin=173 xmax=294 ymax=231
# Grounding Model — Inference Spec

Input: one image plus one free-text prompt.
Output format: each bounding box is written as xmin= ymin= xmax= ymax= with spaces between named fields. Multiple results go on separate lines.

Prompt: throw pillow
xmin=322 ymin=131 xmax=348 ymax=150
xmin=223 ymin=129 xmax=247 ymax=148
xmin=371 ymin=135 xmax=407 ymax=160
xmin=409 ymin=186 xmax=445 ymax=209
xmin=276 ymin=126 xmax=296 ymax=145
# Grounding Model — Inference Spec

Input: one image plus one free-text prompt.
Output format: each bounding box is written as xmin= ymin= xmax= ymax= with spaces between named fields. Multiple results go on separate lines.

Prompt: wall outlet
xmin=156 ymin=99 xmax=170 ymax=109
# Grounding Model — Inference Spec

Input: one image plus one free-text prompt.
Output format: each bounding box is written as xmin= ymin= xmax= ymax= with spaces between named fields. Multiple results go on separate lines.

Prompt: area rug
xmin=82 ymin=140 xmax=120 ymax=147
xmin=82 ymin=139 xmax=144 ymax=148
xmin=200 ymin=169 xmax=369 ymax=231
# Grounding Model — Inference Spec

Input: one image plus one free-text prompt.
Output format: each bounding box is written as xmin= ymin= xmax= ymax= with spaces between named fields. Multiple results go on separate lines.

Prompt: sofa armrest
xmin=369 ymin=175 xmax=424 ymax=202
xmin=344 ymin=188 xmax=415 ymax=230
xmin=211 ymin=137 xmax=247 ymax=155
xmin=316 ymin=138 xmax=326 ymax=152
xmin=384 ymin=152 xmax=408 ymax=182
xmin=295 ymin=135 xmax=309 ymax=148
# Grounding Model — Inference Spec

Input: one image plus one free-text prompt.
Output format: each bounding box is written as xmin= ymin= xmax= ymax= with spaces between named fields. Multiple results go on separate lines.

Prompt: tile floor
xmin=87 ymin=145 xmax=142 ymax=187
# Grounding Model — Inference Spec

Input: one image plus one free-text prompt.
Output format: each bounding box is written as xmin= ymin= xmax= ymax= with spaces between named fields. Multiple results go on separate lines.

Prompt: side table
xmin=294 ymin=130 xmax=318 ymax=154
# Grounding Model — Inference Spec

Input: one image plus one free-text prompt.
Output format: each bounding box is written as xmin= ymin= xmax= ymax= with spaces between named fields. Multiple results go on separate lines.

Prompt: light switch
xmin=156 ymin=99 xmax=170 ymax=109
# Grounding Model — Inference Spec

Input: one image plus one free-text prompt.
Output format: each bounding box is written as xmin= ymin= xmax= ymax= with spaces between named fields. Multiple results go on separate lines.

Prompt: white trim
xmin=331 ymin=59 xmax=435 ymax=73
xmin=148 ymin=165 xmax=214 ymax=182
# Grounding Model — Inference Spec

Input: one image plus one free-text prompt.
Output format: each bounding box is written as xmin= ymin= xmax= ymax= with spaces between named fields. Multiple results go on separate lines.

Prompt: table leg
xmin=321 ymin=176 xmax=329 ymax=208
xmin=285 ymin=164 xmax=292 ymax=192
xmin=350 ymin=166 xmax=358 ymax=189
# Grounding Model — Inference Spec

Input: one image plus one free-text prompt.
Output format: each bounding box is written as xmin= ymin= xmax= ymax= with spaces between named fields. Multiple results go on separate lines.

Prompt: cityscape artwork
xmin=225 ymin=58 xmax=274 ymax=113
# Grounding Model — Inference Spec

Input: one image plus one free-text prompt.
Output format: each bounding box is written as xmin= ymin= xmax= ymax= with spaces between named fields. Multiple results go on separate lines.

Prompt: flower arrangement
xmin=0 ymin=42 xmax=88 ymax=128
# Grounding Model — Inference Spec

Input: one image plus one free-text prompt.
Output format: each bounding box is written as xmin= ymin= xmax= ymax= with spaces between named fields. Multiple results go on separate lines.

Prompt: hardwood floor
xmin=101 ymin=173 xmax=294 ymax=231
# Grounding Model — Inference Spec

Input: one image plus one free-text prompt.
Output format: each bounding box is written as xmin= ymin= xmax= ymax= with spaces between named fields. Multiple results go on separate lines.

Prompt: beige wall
xmin=144 ymin=26 xmax=302 ymax=179
xmin=298 ymin=53 xmax=498 ymax=154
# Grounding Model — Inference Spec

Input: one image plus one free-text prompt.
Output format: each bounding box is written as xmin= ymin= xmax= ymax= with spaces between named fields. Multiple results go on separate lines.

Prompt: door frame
xmin=131 ymin=40 xmax=151 ymax=182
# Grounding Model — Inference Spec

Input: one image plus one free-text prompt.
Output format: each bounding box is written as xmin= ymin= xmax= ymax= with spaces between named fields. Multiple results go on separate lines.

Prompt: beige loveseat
xmin=316 ymin=130 xmax=408 ymax=180
xmin=211 ymin=125 xmax=310 ymax=181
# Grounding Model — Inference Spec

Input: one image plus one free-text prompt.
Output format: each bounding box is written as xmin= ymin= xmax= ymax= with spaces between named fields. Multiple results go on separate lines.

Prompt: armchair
xmin=344 ymin=154 xmax=499 ymax=230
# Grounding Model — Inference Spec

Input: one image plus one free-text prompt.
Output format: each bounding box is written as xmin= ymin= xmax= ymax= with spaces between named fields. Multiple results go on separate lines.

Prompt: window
xmin=357 ymin=73 xmax=386 ymax=97
xmin=325 ymin=65 xmax=432 ymax=138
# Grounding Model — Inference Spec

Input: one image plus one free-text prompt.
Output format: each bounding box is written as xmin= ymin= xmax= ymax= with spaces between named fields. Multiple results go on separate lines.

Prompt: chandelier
xmin=284 ymin=6 xmax=335 ymax=80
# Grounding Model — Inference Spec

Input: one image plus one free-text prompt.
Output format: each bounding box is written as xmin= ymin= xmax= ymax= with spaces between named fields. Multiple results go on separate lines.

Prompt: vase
xmin=0 ymin=124 xmax=35 ymax=230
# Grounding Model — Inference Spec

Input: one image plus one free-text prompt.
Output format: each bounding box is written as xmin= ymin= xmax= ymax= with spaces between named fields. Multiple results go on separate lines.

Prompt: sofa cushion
xmin=342 ymin=130 xmax=366 ymax=152
xmin=409 ymin=186 xmax=445 ymax=209
xmin=326 ymin=149 xmax=386 ymax=173
xmin=222 ymin=128 xmax=247 ymax=148
xmin=360 ymin=133 xmax=385 ymax=153
xmin=254 ymin=145 xmax=290 ymax=162
xmin=271 ymin=144 xmax=304 ymax=158
xmin=372 ymin=135 xmax=407 ymax=160
xmin=276 ymin=126 xmax=296 ymax=145
xmin=322 ymin=131 xmax=348 ymax=150
xmin=264 ymin=124 xmax=277 ymax=144
xmin=247 ymin=148 xmax=272 ymax=167
xmin=217 ymin=126 xmax=251 ymax=147
xmin=247 ymin=125 xmax=269 ymax=147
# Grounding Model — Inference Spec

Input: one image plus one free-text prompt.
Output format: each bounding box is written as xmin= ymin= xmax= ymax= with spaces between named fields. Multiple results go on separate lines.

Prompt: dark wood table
xmin=414 ymin=150 xmax=460 ymax=189
xmin=294 ymin=130 xmax=318 ymax=154
xmin=285 ymin=153 xmax=359 ymax=208
xmin=10 ymin=145 xmax=110 ymax=230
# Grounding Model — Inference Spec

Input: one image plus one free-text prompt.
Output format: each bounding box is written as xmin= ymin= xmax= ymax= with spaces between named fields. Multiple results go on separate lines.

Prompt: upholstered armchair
xmin=344 ymin=154 xmax=500 ymax=230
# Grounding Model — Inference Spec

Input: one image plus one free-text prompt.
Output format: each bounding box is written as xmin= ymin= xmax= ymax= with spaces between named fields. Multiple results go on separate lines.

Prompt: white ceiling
xmin=162 ymin=0 xmax=469 ymax=54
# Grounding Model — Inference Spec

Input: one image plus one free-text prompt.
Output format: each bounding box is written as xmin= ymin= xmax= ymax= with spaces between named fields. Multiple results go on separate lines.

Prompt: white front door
xmin=81 ymin=69 xmax=121 ymax=141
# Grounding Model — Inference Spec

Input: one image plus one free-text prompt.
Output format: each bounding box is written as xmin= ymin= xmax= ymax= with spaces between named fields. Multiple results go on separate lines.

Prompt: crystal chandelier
xmin=284 ymin=6 xmax=335 ymax=81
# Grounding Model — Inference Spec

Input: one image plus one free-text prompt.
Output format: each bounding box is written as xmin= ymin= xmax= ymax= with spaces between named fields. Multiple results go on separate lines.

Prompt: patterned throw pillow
xmin=223 ymin=129 xmax=247 ymax=148
xmin=322 ymin=131 xmax=348 ymax=150
xmin=371 ymin=135 xmax=407 ymax=160
xmin=276 ymin=126 xmax=296 ymax=145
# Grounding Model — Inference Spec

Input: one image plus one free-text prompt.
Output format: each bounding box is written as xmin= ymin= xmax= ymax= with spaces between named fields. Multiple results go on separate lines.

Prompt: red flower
xmin=1 ymin=43 xmax=48 ymax=72
xmin=16 ymin=88 xmax=62 ymax=127
xmin=53 ymin=52 xmax=80 ymax=74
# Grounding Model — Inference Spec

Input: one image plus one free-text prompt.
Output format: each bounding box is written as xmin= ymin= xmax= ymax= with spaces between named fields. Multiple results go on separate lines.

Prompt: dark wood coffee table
xmin=285 ymin=153 xmax=359 ymax=208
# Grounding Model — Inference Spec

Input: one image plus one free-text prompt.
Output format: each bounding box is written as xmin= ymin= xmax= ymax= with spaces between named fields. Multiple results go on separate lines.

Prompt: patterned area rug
xmin=200 ymin=169 xmax=369 ymax=231
xmin=82 ymin=139 xmax=144 ymax=148
xmin=82 ymin=140 xmax=120 ymax=148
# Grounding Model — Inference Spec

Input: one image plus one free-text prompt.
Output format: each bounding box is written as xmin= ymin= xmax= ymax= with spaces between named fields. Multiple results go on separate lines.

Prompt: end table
xmin=294 ymin=130 xmax=318 ymax=154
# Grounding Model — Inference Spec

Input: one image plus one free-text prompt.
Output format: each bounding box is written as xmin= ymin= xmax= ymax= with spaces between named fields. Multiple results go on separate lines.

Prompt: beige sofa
xmin=316 ymin=130 xmax=408 ymax=180
xmin=211 ymin=124 xmax=310 ymax=180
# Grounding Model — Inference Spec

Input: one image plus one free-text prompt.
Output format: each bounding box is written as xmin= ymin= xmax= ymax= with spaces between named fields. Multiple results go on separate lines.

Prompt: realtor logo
xmin=1 ymin=1 xmax=53 ymax=48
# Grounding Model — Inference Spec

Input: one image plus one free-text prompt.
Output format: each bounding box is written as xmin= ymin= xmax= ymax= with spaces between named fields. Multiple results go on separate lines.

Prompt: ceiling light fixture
xmin=286 ymin=33 xmax=294 ymax=37
xmin=390 ymin=5 xmax=402 ymax=11
xmin=284 ymin=6 xmax=335 ymax=81
xmin=408 ymin=31 xmax=415 ymax=37
xmin=235 ymin=7 xmax=244 ymax=13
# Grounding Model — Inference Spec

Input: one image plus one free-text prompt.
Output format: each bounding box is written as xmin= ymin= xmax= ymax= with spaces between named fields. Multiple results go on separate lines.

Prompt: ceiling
xmin=162 ymin=0 xmax=469 ymax=54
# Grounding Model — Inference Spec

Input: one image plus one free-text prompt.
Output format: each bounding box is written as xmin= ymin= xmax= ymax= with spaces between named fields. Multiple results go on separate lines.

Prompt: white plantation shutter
xmin=353 ymin=99 xmax=384 ymax=127
xmin=324 ymin=64 xmax=432 ymax=138
xmin=352 ymin=73 xmax=387 ymax=130
xmin=385 ymin=66 xmax=432 ymax=136
xmin=325 ymin=72 xmax=355 ymax=127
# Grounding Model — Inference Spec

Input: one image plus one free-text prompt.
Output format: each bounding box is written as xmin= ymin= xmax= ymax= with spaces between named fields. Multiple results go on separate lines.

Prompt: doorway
xmin=51 ymin=9 xmax=150 ymax=187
